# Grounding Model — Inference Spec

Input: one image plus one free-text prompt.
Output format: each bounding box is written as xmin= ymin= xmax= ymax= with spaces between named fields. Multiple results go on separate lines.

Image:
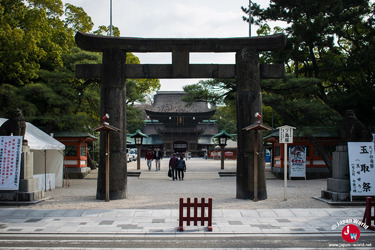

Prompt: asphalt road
xmin=0 ymin=234 xmax=374 ymax=249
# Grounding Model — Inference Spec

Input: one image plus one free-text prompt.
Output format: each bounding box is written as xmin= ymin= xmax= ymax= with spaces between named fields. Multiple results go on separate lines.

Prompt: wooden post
xmin=220 ymin=146 xmax=225 ymax=170
xmin=105 ymin=131 xmax=110 ymax=202
xmin=136 ymin=145 xmax=141 ymax=170
xmin=93 ymin=123 xmax=120 ymax=202
xmin=253 ymin=130 xmax=258 ymax=202
xmin=243 ymin=123 xmax=271 ymax=202
xmin=284 ymin=143 xmax=287 ymax=200
xmin=362 ymin=197 xmax=375 ymax=230
xmin=277 ymin=125 xmax=295 ymax=201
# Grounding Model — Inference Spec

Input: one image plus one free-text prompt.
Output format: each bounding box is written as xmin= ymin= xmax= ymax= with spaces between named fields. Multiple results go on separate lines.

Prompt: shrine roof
xmin=53 ymin=131 xmax=98 ymax=141
xmin=264 ymin=127 xmax=339 ymax=140
xmin=145 ymin=91 xmax=213 ymax=114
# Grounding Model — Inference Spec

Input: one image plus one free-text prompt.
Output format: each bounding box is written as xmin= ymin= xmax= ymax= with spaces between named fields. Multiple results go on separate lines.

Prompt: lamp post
xmin=214 ymin=130 xmax=231 ymax=170
xmin=130 ymin=130 xmax=148 ymax=170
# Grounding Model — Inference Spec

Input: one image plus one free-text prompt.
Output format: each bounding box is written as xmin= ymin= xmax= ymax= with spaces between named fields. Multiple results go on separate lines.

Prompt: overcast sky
xmin=62 ymin=0 xmax=273 ymax=91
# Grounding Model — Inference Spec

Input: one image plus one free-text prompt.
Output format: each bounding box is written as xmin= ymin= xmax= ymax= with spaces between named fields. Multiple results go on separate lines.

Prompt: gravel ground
xmin=18 ymin=158 xmax=335 ymax=210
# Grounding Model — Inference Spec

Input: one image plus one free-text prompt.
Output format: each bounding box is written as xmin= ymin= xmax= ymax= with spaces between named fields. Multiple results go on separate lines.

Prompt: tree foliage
xmin=182 ymin=79 xmax=238 ymax=133
xmin=64 ymin=3 xmax=94 ymax=33
xmin=243 ymin=0 xmax=375 ymax=126
xmin=0 ymin=0 xmax=160 ymax=133
xmin=184 ymin=0 xmax=375 ymax=141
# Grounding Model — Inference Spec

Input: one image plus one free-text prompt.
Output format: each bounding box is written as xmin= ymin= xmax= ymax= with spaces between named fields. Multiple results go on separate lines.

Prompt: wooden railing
xmin=362 ymin=197 xmax=375 ymax=231
xmin=179 ymin=197 xmax=212 ymax=231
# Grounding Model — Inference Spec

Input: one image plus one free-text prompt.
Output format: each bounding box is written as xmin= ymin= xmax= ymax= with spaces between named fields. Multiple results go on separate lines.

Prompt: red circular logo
xmin=341 ymin=224 xmax=360 ymax=243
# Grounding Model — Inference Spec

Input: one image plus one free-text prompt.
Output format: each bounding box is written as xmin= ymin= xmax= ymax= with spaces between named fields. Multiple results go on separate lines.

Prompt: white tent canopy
xmin=0 ymin=118 xmax=65 ymax=150
xmin=0 ymin=118 xmax=65 ymax=189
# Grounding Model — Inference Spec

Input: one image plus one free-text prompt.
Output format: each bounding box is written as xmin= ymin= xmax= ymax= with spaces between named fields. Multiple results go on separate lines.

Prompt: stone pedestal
xmin=321 ymin=145 xmax=351 ymax=201
xmin=64 ymin=167 xmax=90 ymax=179
xmin=0 ymin=145 xmax=44 ymax=202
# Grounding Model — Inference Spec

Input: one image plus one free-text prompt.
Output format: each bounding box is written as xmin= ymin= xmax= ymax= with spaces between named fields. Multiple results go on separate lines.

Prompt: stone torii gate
xmin=75 ymin=32 xmax=286 ymax=200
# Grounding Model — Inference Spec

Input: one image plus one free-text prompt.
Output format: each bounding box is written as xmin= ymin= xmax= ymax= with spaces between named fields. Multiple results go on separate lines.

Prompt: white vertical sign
xmin=278 ymin=125 xmax=296 ymax=144
xmin=0 ymin=136 xmax=23 ymax=190
xmin=348 ymin=142 xmax=375 ymax=198
xmin=277 ymin=125 xmax=296 ymax=200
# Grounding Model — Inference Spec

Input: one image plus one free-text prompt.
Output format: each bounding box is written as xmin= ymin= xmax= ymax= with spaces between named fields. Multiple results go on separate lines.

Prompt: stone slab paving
xmin=0 ymin=158 xmax=373 ymax=242
xmin=0 ymin=207 xmax=371 ymax=236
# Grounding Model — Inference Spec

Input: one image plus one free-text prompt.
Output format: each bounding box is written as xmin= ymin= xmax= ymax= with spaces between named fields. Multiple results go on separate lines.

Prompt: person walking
xmin=176 ymin=155 xmax=186 ymax=181
xmin=153 ymin=147 xmax=162 ymax=171
xmin=145 ymin=147 xmax=154 ymax=171
xmin=169 ymin=153 xmax=179 ymax=181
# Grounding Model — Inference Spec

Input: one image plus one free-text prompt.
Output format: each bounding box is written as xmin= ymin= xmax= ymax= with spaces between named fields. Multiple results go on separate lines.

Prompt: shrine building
xmin=140 ymin=91 xmax=218 ymax=157
xmin=264 ymin=128 xmax=339 ymax=178
xmin=54 ymin=132 xmax=97 ymax=178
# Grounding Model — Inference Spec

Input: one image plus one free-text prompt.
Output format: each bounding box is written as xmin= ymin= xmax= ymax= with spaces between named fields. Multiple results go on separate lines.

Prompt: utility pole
xmin=249 ymin=0 xmax=252 ymax=37
xmin=110 ymin=0 xmax=113 ymax=36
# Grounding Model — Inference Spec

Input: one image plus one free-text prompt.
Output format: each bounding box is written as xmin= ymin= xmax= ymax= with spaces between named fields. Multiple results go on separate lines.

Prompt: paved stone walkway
xmin=0 ymin=158 xmax=373 ymax=246
xmin=14 ymin=159 xmax=336 ymax=210
xmin=0 ymin=207 xmax=370 ymax=235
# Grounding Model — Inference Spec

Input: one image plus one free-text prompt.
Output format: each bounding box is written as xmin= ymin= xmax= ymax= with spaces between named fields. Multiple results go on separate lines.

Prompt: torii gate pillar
xmin=236 ymin=48 xmax=265 ymax=199
xmin=97 ymin=48 xmax=128 ymax=200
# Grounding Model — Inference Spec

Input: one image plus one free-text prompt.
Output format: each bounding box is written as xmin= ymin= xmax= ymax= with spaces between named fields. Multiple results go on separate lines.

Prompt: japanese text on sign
xmin=278 ymin=126 xmax=295 ymax=144
xmin=348 ymin=142 xmax=375 ymax=197
xmin=289 ymin=146 xmax=306 ymax=179
xmin=0 ymin=136 xmax=22 ymax=191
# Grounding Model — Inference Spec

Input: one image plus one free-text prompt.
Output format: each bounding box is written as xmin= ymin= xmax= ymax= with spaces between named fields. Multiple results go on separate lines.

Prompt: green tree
xmin=0 ymin=1 xmax=45 ymax=86
xmin=93 ymin=25 xmax=120 ymax=37
xmin=182 ymin=79 xmax=237 ymax=133
xmin=64 ymin=3 xmax=94 ymax=33
xmin=212 ymin=105 xmax=237 ymax=135
xmin=0 ymin=0 xmax=161 ymax=134
xmin=241 ymin=0 xmax=375 ymax=171
xmin=244 ymin=0 xmax=375 ymax=126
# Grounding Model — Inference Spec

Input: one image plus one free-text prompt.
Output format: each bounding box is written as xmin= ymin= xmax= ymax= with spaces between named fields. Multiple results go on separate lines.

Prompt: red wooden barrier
xmin=179 ymin=197 xmax=212 ymax=231
xmin=362 ymin=197 xmax=375 ymax=231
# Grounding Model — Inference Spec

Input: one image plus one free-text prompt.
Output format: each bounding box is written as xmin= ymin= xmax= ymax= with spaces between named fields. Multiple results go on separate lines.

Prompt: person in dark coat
xmin=153 ymin=147 xmax=162 ymax=171
xmin=145 ymin=148 xmax=154 ymax=171
xmin=176 ymin=155 xmax=186 ymax=181
xmin=169 ymin=153 xmax=179 ymax=180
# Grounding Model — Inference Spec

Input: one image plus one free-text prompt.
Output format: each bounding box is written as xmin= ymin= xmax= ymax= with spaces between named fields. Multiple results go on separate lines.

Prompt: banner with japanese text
xmin=348 ymin=142 xmax=375 ymax=197
xmin=289 ymin=146 xmax=306 ymax=179
xmin=0 ymin=136 xmax=22 ymax=190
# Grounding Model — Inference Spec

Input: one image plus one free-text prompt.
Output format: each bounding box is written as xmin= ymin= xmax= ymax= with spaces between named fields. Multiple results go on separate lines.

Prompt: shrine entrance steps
xmin=139 ymin=171 xmax=219 ymax=180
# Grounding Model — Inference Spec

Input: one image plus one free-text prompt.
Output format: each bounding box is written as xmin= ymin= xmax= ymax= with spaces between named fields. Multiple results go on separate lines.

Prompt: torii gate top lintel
xmin=75 ymin=32 xmax=286 ymax=53
xmin=75 ymin=32 xmax=286 ymax=79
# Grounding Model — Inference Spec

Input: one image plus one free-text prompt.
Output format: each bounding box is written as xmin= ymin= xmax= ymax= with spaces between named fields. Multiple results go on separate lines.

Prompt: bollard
xmin=179 ymin=197 xmax=212 ymax=231
xmin=362 ymin=197 xmax=375 ymax=231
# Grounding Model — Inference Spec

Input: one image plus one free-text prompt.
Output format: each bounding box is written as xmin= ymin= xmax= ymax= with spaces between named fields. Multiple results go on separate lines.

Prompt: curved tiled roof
xmin=146 ymin=91 xmax=211 ymax=113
